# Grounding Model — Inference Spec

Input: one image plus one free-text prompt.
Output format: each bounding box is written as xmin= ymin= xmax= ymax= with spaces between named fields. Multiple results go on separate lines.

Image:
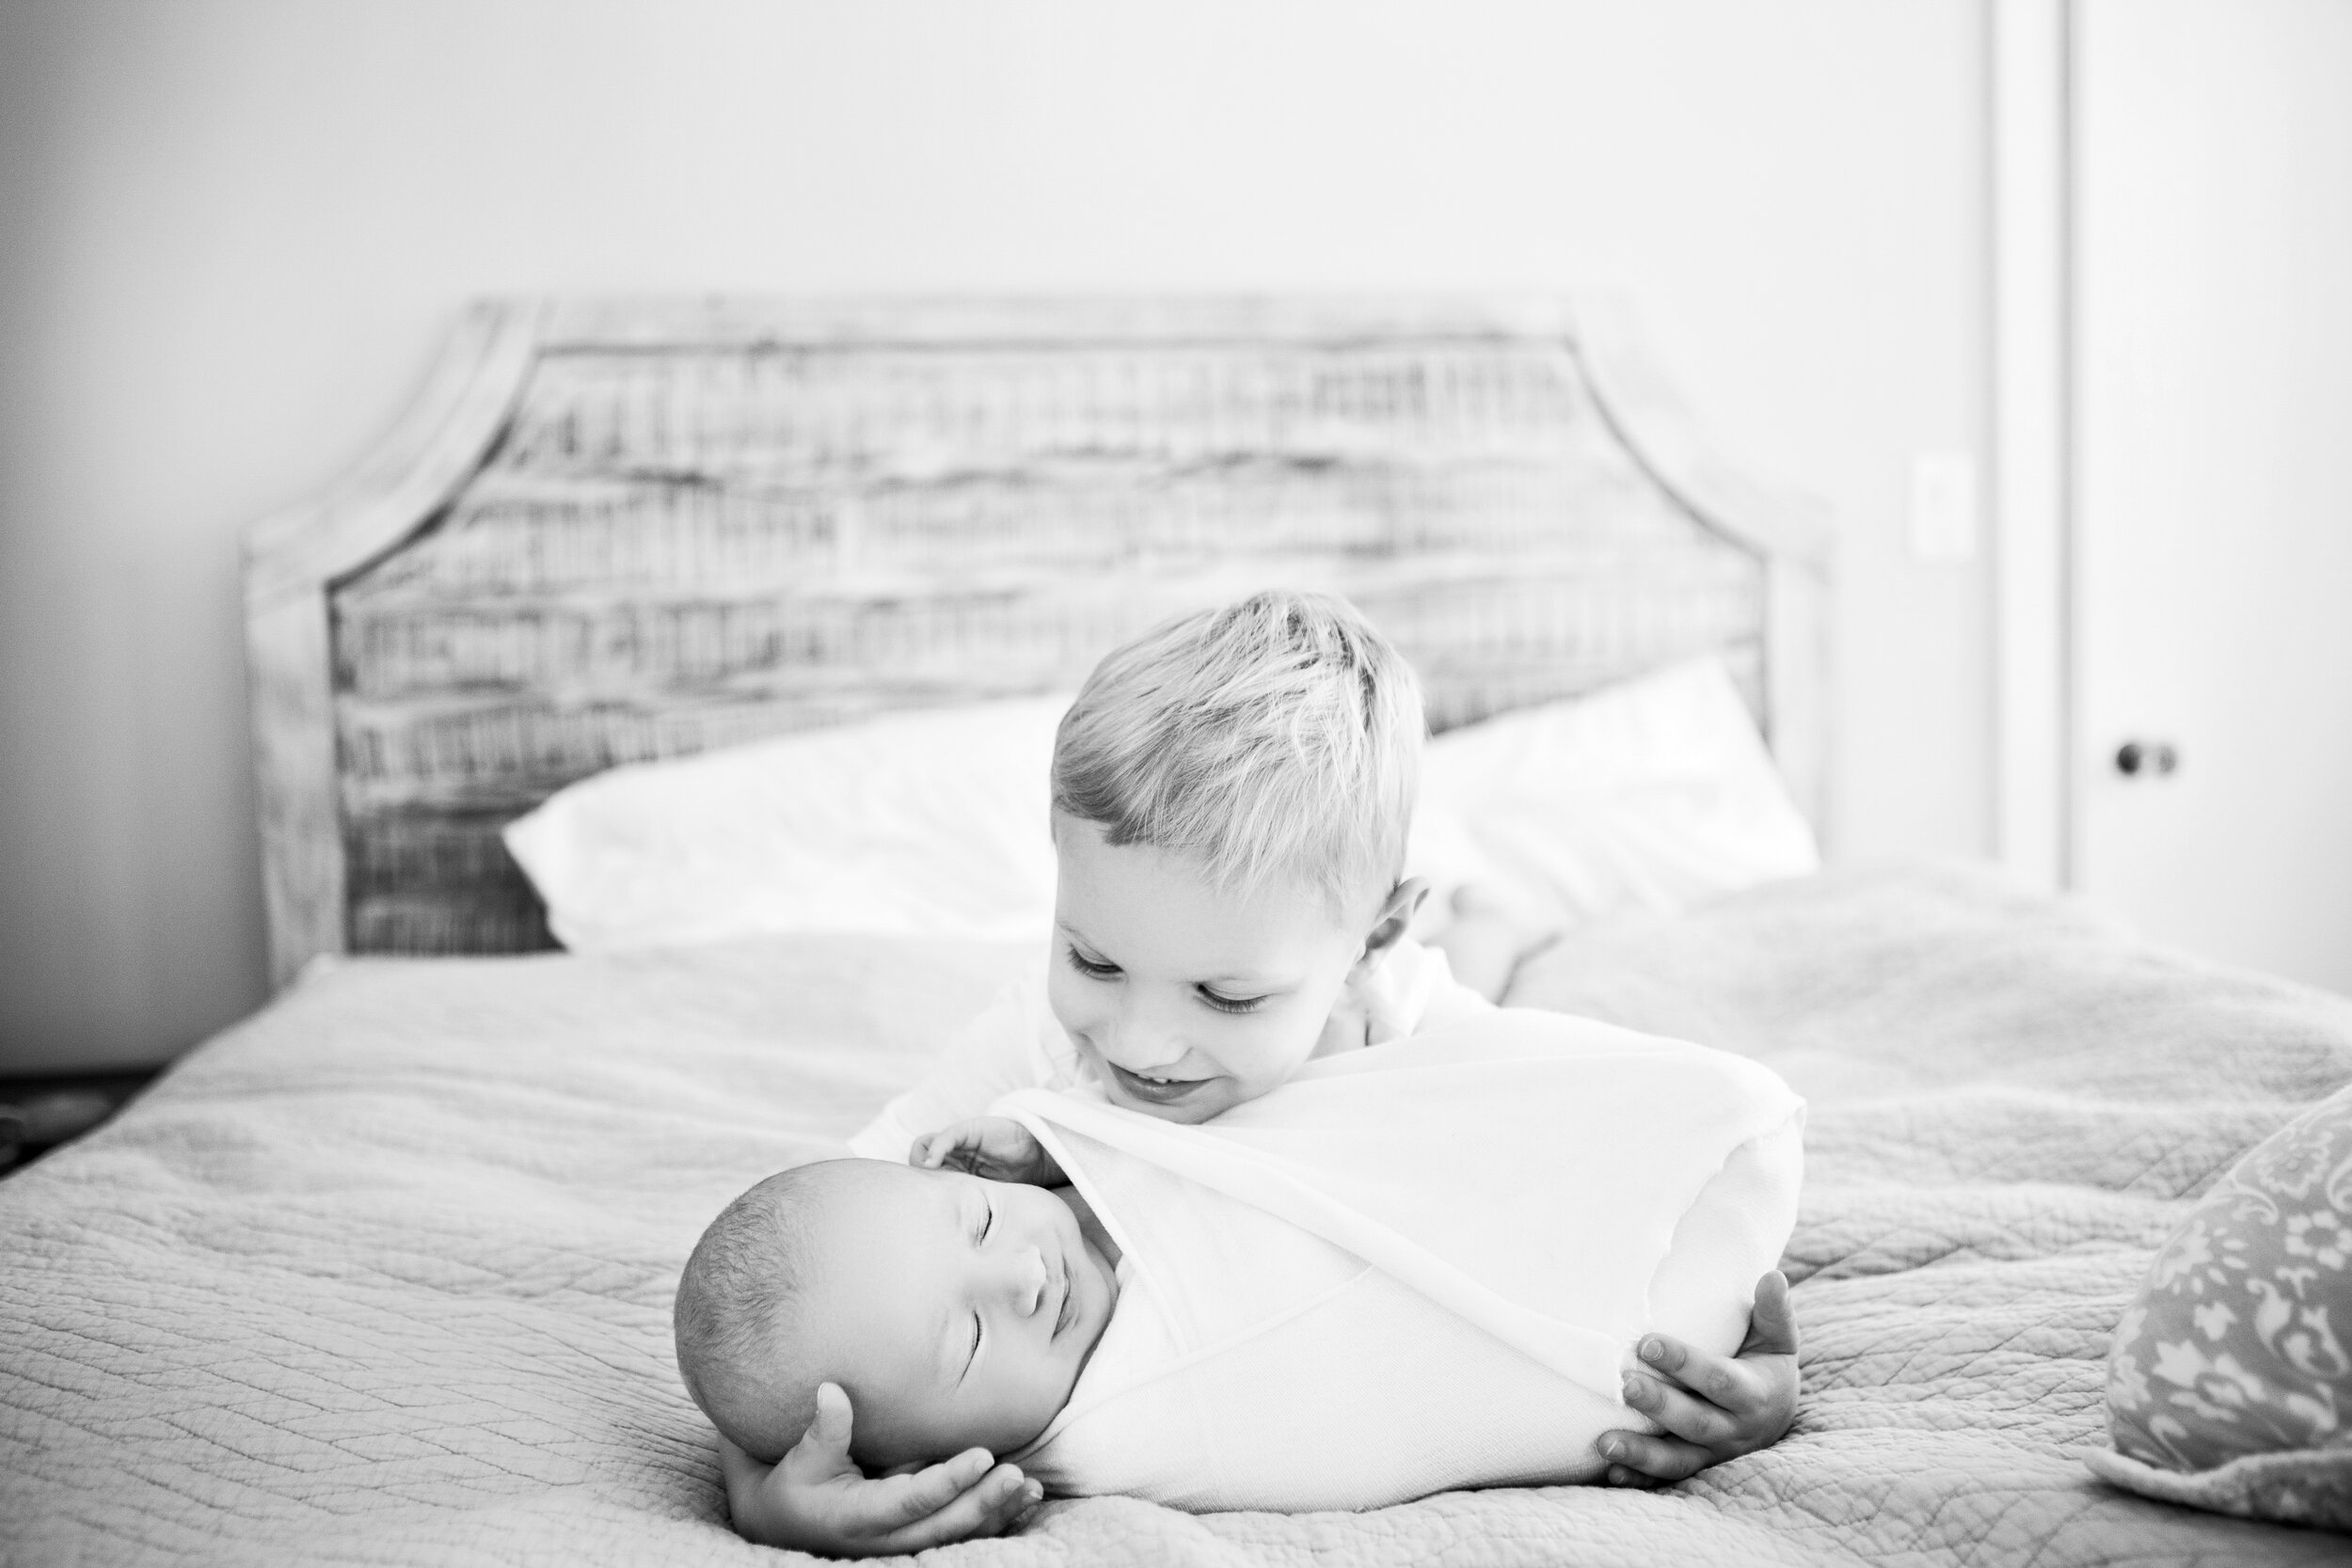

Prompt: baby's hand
xmin=1597 ymin=1270 xmax=1801 ymax=1487
xmin=718 ymin=1382 xmax=1039 ymax=1555
xmin=911 ymin=1117 xmax=1066 ymax=1186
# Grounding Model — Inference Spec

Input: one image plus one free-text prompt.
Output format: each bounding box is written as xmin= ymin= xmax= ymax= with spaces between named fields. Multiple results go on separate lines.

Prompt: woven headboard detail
xmin=246 ymin=297 xmax=1827 ymax=981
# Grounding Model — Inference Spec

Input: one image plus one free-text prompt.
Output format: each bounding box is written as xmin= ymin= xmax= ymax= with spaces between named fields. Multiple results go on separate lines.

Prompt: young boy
xmin=711 ymin=591 xmax=1800 ymax=1554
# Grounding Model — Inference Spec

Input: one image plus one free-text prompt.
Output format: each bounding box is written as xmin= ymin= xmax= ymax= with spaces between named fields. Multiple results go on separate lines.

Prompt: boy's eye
xmin=1197 ymin=986 xmax=1266 ymax=1016
xmin=1065 ymin=945 xmax=1121 ymax=980
xmin=977 ymin=1195 xmax=993 ymax=1243
xmin=967 ymin=1312 xmax=982 ymax=1376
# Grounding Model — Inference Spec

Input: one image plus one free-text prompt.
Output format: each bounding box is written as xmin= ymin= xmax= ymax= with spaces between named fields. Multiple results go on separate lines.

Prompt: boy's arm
xmin=848 ymin=972 xmax=1057 ymax=1161
xmin=1596 ymin=1271 xmax=1801 ymax=1485
xmin=912 ymin=1116 xmax=1067 ymax=1186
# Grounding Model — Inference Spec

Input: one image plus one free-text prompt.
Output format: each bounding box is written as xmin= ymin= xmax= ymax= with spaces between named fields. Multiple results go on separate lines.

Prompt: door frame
xmin=1991 ymin=0 xmax=2073 ymax=890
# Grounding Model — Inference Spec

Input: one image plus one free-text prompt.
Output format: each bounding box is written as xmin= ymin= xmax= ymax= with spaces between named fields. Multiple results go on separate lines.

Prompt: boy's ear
xmin=1354 ymin=876 xmax=1430 ymax=973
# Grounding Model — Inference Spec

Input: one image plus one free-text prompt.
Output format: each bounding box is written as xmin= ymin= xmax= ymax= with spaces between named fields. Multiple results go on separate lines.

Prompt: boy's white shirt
xmin=846 ymin=936 xmax=1490 ymax=1163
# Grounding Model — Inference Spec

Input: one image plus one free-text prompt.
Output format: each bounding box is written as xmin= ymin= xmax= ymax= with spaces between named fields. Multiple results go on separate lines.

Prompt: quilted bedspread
xmin=5 ymin=863 xmax=2350 ymax=1566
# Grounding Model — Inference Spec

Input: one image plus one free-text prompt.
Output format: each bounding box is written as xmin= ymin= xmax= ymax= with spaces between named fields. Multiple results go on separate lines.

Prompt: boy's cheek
xmin=1043 ymin=968 xmax=1094 ymax=1040
xmin=1211 ymin=1014 xmax=1325 ymax=1095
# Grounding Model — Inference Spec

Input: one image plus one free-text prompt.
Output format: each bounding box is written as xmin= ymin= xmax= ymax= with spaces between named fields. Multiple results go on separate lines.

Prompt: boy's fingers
xmin=786 ymin=1382 xmax=858 ymax=1476
xmin=1634 ymin=1333 xmax=1688 ymax=1378
xmin=1622 ymin=1370 xmax=1739 ymax=1448
xmin=1742 ymin=1271 xmax=1800 ymax=1357
xmin=869 ymin=1449 xmax=998 ymax=1528
xmin=982 ymin=1474 xmax=1045 ymax=1538
xmin=1597 ymin=1430 xmax=1711 ymax=1484
xmin=715 ymin=1432 xmax=772 ymax=1495
xmin=880 ymin=1466 xmax=1038 ymax=1552
xmin=1635 ymin=1335 xmax=1759 ymax=1415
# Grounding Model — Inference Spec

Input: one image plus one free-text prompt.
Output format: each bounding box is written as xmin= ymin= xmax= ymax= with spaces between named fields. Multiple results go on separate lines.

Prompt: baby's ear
xmin=1355 ymin=876 xmax=1429 ymax=972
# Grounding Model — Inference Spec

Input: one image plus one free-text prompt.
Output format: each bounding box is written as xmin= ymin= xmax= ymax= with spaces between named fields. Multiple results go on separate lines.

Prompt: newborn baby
xmin=676 ymin=1013 xmax=1805 ymax=1514
xmin=674 ymin=1158 xmax=1121 ymax=1476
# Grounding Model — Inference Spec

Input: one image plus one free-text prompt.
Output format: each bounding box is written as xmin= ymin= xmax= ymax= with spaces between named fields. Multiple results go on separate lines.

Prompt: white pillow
xmin=503 ymin=696 xmax=1068 ymax=952
xmin=505 ymin=658 xmax=1815 ymax=955
xmin=1406 ymin=658 xmax=1819 ymax=939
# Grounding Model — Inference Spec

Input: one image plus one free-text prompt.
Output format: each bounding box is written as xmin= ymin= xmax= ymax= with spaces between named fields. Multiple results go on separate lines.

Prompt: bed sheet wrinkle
xmin=7 ymin=864 xmax=2352 ymax=1565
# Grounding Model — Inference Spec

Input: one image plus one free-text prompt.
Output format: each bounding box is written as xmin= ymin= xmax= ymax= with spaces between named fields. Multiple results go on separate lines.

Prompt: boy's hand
xmin=1597 ymin=1270 xmax=1801 ymax=1487
xmin=718 ymin=1382 xmax=1040 ymax=1555
xmin=911 ymin=1117 xmax=1066 ymax=1186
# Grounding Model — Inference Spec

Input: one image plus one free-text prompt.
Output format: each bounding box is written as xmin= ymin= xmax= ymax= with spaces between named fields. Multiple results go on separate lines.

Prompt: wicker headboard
xmin=243 ymin=296 xmax=1829 ymax=986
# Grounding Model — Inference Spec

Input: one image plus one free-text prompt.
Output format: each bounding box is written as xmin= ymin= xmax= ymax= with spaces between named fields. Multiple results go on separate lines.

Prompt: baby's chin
xmin=1068 ymin=1231 xmax=1119 ymax=1359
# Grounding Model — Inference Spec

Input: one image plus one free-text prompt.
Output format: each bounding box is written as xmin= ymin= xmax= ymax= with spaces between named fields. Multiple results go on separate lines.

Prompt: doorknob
xmin=2116 ymin=740 xmax=2179 ymax=777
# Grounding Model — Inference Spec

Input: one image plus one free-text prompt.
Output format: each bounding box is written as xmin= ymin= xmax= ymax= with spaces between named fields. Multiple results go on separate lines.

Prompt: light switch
xmin=1910 ymin=452 xmax=1979 ymax=562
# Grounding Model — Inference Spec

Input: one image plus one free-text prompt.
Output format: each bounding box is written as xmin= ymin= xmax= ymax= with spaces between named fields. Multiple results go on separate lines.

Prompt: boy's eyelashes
xmin=1062 ymin=945 xmax=1269 ymax=1015
xmin=1195 ymin=986 xmax=1266 ymax=1016
xmin=1064 ymin=945 xmax=1120 ymax=980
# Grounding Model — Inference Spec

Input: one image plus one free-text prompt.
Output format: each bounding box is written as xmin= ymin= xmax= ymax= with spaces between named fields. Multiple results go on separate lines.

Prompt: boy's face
xmin=1048 ymin=813 xmax=1386 ymax=1123
xmin=799 ymin=1161 xmax=1117 ymax=1470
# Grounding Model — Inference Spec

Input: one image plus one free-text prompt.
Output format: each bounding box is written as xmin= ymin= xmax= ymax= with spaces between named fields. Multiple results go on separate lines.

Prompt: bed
xmin=4 ymin=296 xmax=2346 ymax=1566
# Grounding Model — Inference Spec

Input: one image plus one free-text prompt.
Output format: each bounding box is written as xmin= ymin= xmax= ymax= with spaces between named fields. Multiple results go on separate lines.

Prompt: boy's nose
xmin=1104 ymin=1034 xmax=1189 ymax=1074
xmin=1104 ymin=997 xmax=1188 ymax=1072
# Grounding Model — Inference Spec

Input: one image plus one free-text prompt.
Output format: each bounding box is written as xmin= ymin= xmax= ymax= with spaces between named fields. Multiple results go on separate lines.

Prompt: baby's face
xmin=1047 ymin=813 xmax=1380 ymax=1123
xmin=803 ymin=1161 xmax=1118 ymax=1470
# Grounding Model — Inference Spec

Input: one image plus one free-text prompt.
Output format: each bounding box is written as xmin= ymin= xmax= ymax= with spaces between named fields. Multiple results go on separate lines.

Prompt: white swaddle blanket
xmin=997 ymin=1008 xmax=1804 ymax=1513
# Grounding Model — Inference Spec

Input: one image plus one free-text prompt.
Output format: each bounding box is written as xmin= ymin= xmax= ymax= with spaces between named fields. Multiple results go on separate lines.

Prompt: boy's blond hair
xmin=1051 ymin=590 xmax=1423 ymax=911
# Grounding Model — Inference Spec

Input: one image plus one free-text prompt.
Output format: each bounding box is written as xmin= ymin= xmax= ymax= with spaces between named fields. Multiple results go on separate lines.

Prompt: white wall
xmin=0 ymin=0 xmax=1990 ymax=1073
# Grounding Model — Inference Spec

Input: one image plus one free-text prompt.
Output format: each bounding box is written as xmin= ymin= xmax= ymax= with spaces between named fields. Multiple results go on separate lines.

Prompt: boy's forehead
xmin=1054 ymin=816 xmax=1378 ymax=958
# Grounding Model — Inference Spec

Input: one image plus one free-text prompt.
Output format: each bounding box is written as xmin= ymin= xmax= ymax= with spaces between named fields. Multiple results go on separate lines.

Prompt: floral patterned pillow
xmin=2092 ymin=1080 xmax=2352 ymax=1529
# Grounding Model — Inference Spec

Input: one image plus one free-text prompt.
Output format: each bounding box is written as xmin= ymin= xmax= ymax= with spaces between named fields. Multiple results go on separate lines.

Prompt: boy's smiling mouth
xmin=1106 ymin=1063 xmax=1216 ymax=1106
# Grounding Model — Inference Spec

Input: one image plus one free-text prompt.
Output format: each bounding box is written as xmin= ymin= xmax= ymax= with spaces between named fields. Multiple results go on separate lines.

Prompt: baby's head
xmin=1048 ymin=590 xmax=1427 ymax=1122
xmin=674 ymin=1158 xmax=1118 ymax=1468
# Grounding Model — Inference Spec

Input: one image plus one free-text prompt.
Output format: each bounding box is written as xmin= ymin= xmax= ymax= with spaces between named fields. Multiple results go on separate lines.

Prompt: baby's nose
xmin=997 ymin=1245 xmax=1048 ymax=1316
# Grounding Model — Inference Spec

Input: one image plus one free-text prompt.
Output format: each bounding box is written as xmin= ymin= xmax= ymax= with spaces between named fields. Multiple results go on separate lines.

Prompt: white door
xmin=2074 ymin=0 xmax=2352 ymax=995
